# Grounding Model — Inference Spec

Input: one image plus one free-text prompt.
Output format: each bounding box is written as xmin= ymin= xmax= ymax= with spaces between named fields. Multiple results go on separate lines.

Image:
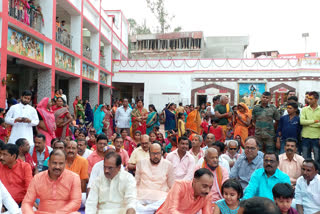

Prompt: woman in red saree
xmin=36 ymin=97 xmax=56 ymax=147
xmin=52 ymin=97 xmax=72 ymax=141
xmin=102 ymin=105 xmax=113 ymax=139
xmin=131 ymin=100 xmax=148 ymax=135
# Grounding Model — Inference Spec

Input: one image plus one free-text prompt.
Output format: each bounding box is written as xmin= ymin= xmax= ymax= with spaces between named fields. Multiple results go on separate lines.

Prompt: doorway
xmin=197 ymin=95 xmax=207 ymax=106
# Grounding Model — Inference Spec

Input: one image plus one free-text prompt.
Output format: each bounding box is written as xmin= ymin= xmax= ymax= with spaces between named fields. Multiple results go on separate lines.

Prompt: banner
xmin=55 ymin=49 xmax=75 ymax=73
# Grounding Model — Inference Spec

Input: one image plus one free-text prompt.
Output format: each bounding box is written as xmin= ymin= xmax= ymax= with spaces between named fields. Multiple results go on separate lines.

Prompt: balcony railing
xmin=9 ymin=0 xmax=43 ymax=32
xmin=100 ymin=56 xmax=106 ymax=68
xmin=56 ymin=28 xmax=72 ymax=49
xmin=83 ymin=47 xmax=92 ymax=60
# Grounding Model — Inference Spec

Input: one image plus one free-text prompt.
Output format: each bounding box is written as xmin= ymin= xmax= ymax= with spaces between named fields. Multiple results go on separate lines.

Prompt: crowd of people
xmin=0 ymin=89 xmax=320 ymax=214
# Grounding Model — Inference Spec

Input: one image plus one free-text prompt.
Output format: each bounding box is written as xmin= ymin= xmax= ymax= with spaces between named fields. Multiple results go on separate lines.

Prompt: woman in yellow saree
xmin=233 ymin=102 xmax=251 ymax=147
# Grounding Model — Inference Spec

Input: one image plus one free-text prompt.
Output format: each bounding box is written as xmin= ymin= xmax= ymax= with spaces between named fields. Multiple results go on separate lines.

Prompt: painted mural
xmin=7 ymin=27 xmax=44 ymax=62
xmin=239 ymin=83 xmax=266 ymax=108
xmin=82 ymin=63 xmax=95 ymax=80
xmin=100 ymin=71 xmax=108 ymax=84
xmin=55 ymin=49 xmax=75 ymax=73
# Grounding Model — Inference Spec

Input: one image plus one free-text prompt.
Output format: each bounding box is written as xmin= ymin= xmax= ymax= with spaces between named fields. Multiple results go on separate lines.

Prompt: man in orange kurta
xmin=22 ymin=149 xmax=81 ymax=214
xmin=156 ymin=168 xmax=213 ymax=214
xmin=186 ymin=105 xmax=201 ymax=134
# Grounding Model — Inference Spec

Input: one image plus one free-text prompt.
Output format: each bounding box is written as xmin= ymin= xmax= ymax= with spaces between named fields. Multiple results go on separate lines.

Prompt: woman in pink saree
xmin=102 ymin=105 xmax=113 ymax=139
xmin=36 ymin=97 xmax=56 ymax=146
xmin=52 ymin=97 xmax=73 ymax=141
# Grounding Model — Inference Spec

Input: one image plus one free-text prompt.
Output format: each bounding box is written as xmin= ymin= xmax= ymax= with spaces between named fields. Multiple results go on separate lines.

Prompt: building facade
xmin=0 ymin=0 xmax=128 ymax=114
xmin=113 ymin=58 xmax=320 ymax=110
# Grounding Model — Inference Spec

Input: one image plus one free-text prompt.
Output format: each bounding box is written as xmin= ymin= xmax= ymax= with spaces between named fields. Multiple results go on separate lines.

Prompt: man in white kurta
xmin=86 ymin=152 xmax=137 ymax=214
xmin=5 ymin=91 xmax=39 ymax=147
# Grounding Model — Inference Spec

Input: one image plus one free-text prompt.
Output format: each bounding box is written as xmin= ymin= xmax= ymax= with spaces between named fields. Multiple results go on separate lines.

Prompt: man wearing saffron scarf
xmin=156 ymin=168 xmax=213 ymax=214
xmin=29 ymin=134 xmax=52 ymax=172
xmin=186 ymin=104 xmax=202 ymax=134
xmin=195 ymin=148 xmax=229 ymax=206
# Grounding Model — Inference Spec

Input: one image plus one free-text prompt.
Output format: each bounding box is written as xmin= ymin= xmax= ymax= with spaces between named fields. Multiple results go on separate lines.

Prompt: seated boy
xmin=272 ymin=183 xmax=298 ymax=214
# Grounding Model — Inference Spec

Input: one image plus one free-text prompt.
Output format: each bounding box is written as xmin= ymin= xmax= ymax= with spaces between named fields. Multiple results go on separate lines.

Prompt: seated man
xmin=221 ymin=140 xmax=240 ymax=168
xmin=42 ymin=140 xmax=66 ymax=170
xmin=113 ymin=136 xmax=129 ymax=167
xmin=136 ymin=143 xmax=175 ymax=212
xmin=87 ymin=134 xmax=108 ymax=174
xmin=29 ymin=134 xmax=53 ymax=172
xmin=202 ymin=133 xmax=215 ymax=152
xmin=278 ymin=138 xmax=304 ymax=186
xmin=230 ymin=136 xmax=264 ymax=189
xmin=16 ymin=138 xmax=38 ymax=175
xmin=243 ymin=152 xmax=291 ymax=200
xmin=166 ymin=136 xmax=195 ymax=181
xmin=189 ymin=135 xmax=204 ymax=163
xmin=156 ymin=168 xmax=213 ymax=214
xmin=197 ymin=141 xmax=230 ymax=173
xmin=238 ymin=197 xmax=281 ymax=214
xmin=77 ymin=138 xmax=93 ymax=159
xmin=22 ymin=149 xmax=82 ymax=213
xmin=65 ymin=141 xmax=88 ymax=193
xmin=0 ymin=180 xmax=20 ymax=214
xmin=0 ymin=144 xmax=32 ymax=204
xmin=195 ymin=148 xmax=229 ymax=205
xmin=86 ymin=152 xmax=137 ymax=214
xmin=127 ymin=134 xmax=151 ymax=171
xmin=295 ymin=159 xmax=320 ymax=214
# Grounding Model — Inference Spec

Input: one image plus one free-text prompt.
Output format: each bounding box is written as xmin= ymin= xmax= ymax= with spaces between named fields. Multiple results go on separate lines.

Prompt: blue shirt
xmin=230 ymin=151 xmax=264 ymax=189
xmin=277 ymin=115 xmax=301 ymax=141
xmin=243 ymin=168 xmax=291 ymax=200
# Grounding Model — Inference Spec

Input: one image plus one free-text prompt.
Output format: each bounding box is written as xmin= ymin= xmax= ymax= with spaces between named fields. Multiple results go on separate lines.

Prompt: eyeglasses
xmin=229 ymin=148 xmax=238 ymax=151
xmin=245 ymin=147 xmax=257 ymax=151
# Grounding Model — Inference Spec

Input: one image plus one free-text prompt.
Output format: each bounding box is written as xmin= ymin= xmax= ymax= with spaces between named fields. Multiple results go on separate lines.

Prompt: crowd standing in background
xmin=0 ymin=89 xmax=320 ymax=214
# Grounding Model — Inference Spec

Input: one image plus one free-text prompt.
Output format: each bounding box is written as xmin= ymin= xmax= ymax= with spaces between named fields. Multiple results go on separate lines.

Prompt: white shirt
xmin=86 ymin=170 xmax=137 ymax=214
xmin=61 ymin=94 xmax=67 ymax=103
xmin=5 ymin=103 xmax=39 ymax=146
xmin=166 ymin=150 xmax=195 ymax=181
xmin=295 ymin=174 xmax=320 ymax=214
xmin=197 ymin=156 xmax=231 ymax=173
xmin=0 ymin=180 xmax=20 ymax=214
xmin=29 ymin=146 xmax=53 ymax=172
xmin=81 ymin=149 xmax=93 ymax=159
xmin=115 ymin=106 xmax=132 ymax=128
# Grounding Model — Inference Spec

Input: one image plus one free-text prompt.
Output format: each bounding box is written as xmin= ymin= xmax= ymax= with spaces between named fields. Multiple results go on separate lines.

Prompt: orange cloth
xmin=186 ymin=110 xmax=201 ymax=134
xmin=65 ymin=155 xmax=89 ymax=180
xmin=87 ymin=151 xmax=104 ymax=174
xmin=21 ymin=169 xmax=81 ymax=214
xmin=0 ymin=159 xmax=32 ymax=203
xmin=233 ymin=102 xmax=251 ymax=144
xmin=156 ymin=180 xmax=212 ymax=214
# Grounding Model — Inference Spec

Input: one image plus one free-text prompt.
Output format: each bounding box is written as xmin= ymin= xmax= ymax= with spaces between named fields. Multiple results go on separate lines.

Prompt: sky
xmin=102 ymin=0 xmax=320 ymax=55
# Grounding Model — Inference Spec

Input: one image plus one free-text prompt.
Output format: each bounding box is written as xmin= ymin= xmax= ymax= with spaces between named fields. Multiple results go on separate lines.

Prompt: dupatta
xmin=36 ymin=98 xmax=56 ymax=140
xmin=93 ymin=104 xmax=105 ymax=134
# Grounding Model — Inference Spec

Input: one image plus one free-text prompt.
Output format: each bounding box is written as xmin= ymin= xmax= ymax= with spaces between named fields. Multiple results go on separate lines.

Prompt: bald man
xmin=202 ymin=133 xmax=215 ymax=152
xmin=65 ymin=141 xmax=88 ymax=192
xmin=195 ymin=148 xmax=229 ymax=207
xmin=22 ymin=149 xmax=81 ymax=213
xmin=136 ymin=142 xmax=175 ymax=212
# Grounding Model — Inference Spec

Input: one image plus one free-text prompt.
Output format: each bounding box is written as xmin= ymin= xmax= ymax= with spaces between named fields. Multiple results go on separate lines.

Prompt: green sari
xmin=76 ymin=100 xmax=85 ymax=120
xmin=146 ymin=111 xmax=159 ymax=134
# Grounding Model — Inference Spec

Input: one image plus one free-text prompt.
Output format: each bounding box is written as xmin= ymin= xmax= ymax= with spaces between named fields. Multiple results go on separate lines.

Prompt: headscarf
xmin=237 ymin=102 xmax=251 ymax=116
xmin=85 ymin=102 xmax=93 ymax=124
xmin=36 ymin=97 xmax=56 ymax=136
xmin=93 ymin=104 xmax=105 ymax=134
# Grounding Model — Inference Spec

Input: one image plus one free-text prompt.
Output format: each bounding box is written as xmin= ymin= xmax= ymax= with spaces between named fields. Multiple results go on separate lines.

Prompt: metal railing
xmin=83 ymin=47 xmax=92 ymax=60
xmin=9 ymin=0 xmax=43 ymax=32
xmin=100 ymin=56 xmax=106 ymax=68
xmin=56 ymin=28 xmax=72 ymax=49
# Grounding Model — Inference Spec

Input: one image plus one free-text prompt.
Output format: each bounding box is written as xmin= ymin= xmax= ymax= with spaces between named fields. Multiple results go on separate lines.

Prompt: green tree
xmin=128 ymin=18 xmax=151 ymax=35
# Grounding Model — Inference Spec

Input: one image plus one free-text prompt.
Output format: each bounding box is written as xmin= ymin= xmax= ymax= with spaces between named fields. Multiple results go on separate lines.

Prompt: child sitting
xmin=272 ymin=183 xmax=298 ymax=214
xmin=226 ymin=123 xmax=234 ymax=140
xmin=200 ymin=115 xmax=209 ymax=140
xmin=213 ymin=178 xmax=243 ymax=214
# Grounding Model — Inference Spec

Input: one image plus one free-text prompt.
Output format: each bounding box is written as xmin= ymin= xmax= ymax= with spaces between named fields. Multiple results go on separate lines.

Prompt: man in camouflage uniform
xmin=252 ymin=92 xmax=280 ymax=152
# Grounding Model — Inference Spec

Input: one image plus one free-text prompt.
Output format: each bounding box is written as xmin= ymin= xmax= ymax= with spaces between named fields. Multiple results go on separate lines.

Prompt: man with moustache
xmin=166 ymin=136 xmax=195 ymax=181
xmin=278 ymin=138 xmax=304 ymax=186
xmin=29 ymin=134 xmax=52 ymax=172
xmin=77 ymin=138 xmax=92 ymax=159
xmin=202 ymin=133 xmax=216 ymax=152
xmin=22 ymin=149 xmax=82 ymax=213
xmin=86 ymin=152 xmax=137 ymax=214
xmin=295 ymin=159 xmax=320 ymax=214
xmin=87 ymin=134 xmax=108 ymax=173
xmin=156 ymin=168 xmax=213 ymax=214
xmin=136 ymin=143 xmax=175 ymax=213
xmin=65 ymin=141 xmax=88 ymax=192
xmin=243 ymin=152 xmax=291 ymax=200
xmin=5 ymin=90 xmax=39 ymax=146
xmin=196 ymin=148 xmax=229 ymax=205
